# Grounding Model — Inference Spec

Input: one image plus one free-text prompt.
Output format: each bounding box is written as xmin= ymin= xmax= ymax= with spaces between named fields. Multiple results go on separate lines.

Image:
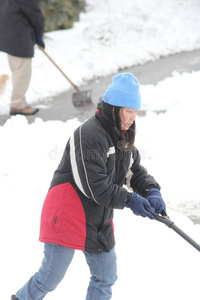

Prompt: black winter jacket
xmin=0 ymin=0 xmax=44 ymax=57
xmin=39 ymin=112 xmax=160 ymax=253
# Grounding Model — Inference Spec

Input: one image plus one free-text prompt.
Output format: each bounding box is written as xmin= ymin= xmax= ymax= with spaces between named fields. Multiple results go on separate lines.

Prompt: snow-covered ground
xmin=1 ymin=0 xmax=200 ymax=299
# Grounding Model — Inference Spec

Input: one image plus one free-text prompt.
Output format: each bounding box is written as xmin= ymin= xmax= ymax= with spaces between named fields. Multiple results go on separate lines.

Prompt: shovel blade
xmin=72 ymin=90 xmax=95 ymax=111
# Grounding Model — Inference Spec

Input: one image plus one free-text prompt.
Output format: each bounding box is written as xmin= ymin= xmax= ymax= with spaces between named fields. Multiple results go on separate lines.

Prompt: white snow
xmin=1 ymin=0 xmax=200 ymax=299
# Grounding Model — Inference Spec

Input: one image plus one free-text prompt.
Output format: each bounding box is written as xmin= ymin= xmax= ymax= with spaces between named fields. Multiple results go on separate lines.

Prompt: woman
xmin=11 ymin=73 xmax=166 ymax=300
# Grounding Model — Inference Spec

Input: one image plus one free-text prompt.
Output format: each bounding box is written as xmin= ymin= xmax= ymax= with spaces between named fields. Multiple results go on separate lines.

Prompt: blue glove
xmin=146 ymin=188 xmax=166 ymax=214
xmin=126 ymin=192 xmax=154 ymax=220
xmin=36 ymin=36 xmax=45 ymax=48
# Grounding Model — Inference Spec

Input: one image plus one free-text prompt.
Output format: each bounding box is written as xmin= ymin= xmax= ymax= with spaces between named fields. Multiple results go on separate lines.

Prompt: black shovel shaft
xmin=146 ymin=208 xmax=200 ymax=252
xmin=171 ymin=223 xmax=200 ymax=252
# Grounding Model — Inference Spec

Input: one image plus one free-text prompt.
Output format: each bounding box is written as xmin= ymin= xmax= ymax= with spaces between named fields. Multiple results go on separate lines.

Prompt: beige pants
xmin=8 ymin=54 xmax=32 ymax=110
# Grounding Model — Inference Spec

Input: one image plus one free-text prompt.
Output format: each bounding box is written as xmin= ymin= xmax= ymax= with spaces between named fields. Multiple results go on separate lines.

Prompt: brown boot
xmin=10 ymin=106 xmax=39 ymax=116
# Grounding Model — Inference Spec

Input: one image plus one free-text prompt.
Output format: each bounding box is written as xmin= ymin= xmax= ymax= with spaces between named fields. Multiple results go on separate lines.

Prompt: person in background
xmin=10 ymin=73 xmax=166 ymax=300
xmin=0 ymin=0 xmax=45 ymax=116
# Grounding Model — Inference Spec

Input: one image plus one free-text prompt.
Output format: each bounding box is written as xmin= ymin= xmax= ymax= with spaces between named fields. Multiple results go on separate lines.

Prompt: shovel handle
xmin=145 ymin=207 xmax=174 ymax=227
xmin=38 ymin=46 xmax=80 ymax=93
xmin=146 ymin=207 xmax=200 ymax=252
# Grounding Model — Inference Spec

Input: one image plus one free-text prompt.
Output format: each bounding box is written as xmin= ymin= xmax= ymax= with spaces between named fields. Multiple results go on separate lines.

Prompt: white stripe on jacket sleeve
xmin=79 ymin=126 xmax=99 ymax=203
xmin=69 ymin=130 xmax=88 ymax=198
xmin=126 ymin=156 xmax=134 ymax=190
xmin=70 ymin=127 xmax=99 ymax=204
xmin=107 ymin=146 xmax=115 ymax=157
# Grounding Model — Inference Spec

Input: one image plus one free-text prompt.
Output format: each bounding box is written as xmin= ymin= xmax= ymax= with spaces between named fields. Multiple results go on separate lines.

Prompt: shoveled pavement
xmin=0 ymin=48 xmax=200 ymax=126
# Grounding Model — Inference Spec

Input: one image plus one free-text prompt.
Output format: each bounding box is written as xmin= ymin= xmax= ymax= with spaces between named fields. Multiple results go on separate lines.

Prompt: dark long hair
xmin=97 ymin=98 xmax=136 ymax=151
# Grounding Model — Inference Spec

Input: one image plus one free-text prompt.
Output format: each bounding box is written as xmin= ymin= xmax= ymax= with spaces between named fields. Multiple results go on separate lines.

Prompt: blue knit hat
xmin=102 ymin=73 xmax=141 ymax=109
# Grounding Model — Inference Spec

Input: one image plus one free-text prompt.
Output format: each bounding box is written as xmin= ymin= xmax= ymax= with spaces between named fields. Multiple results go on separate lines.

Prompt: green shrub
xmin=40 ymin=0 xmax=86 ymax=32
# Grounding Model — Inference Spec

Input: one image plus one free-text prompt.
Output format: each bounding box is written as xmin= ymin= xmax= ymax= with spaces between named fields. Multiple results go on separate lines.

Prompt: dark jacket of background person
xmin=0 ymin=0 xmax=45 ymax=58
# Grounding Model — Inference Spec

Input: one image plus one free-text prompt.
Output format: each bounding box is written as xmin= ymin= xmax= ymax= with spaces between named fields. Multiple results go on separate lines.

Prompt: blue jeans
xmin=16 ymin=243 xmax=117 ymax=300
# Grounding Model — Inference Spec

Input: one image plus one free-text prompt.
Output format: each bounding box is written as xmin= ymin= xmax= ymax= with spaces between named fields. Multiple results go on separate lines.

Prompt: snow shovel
xmin=146 ymin=208 xmax=200 ymax=252
xmin=38 ymin=46 xmax=94 ymax=111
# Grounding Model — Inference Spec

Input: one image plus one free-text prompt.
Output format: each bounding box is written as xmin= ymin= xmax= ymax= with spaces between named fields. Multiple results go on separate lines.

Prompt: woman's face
xmin=119 ymin=107 xmax=137 ymax=130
